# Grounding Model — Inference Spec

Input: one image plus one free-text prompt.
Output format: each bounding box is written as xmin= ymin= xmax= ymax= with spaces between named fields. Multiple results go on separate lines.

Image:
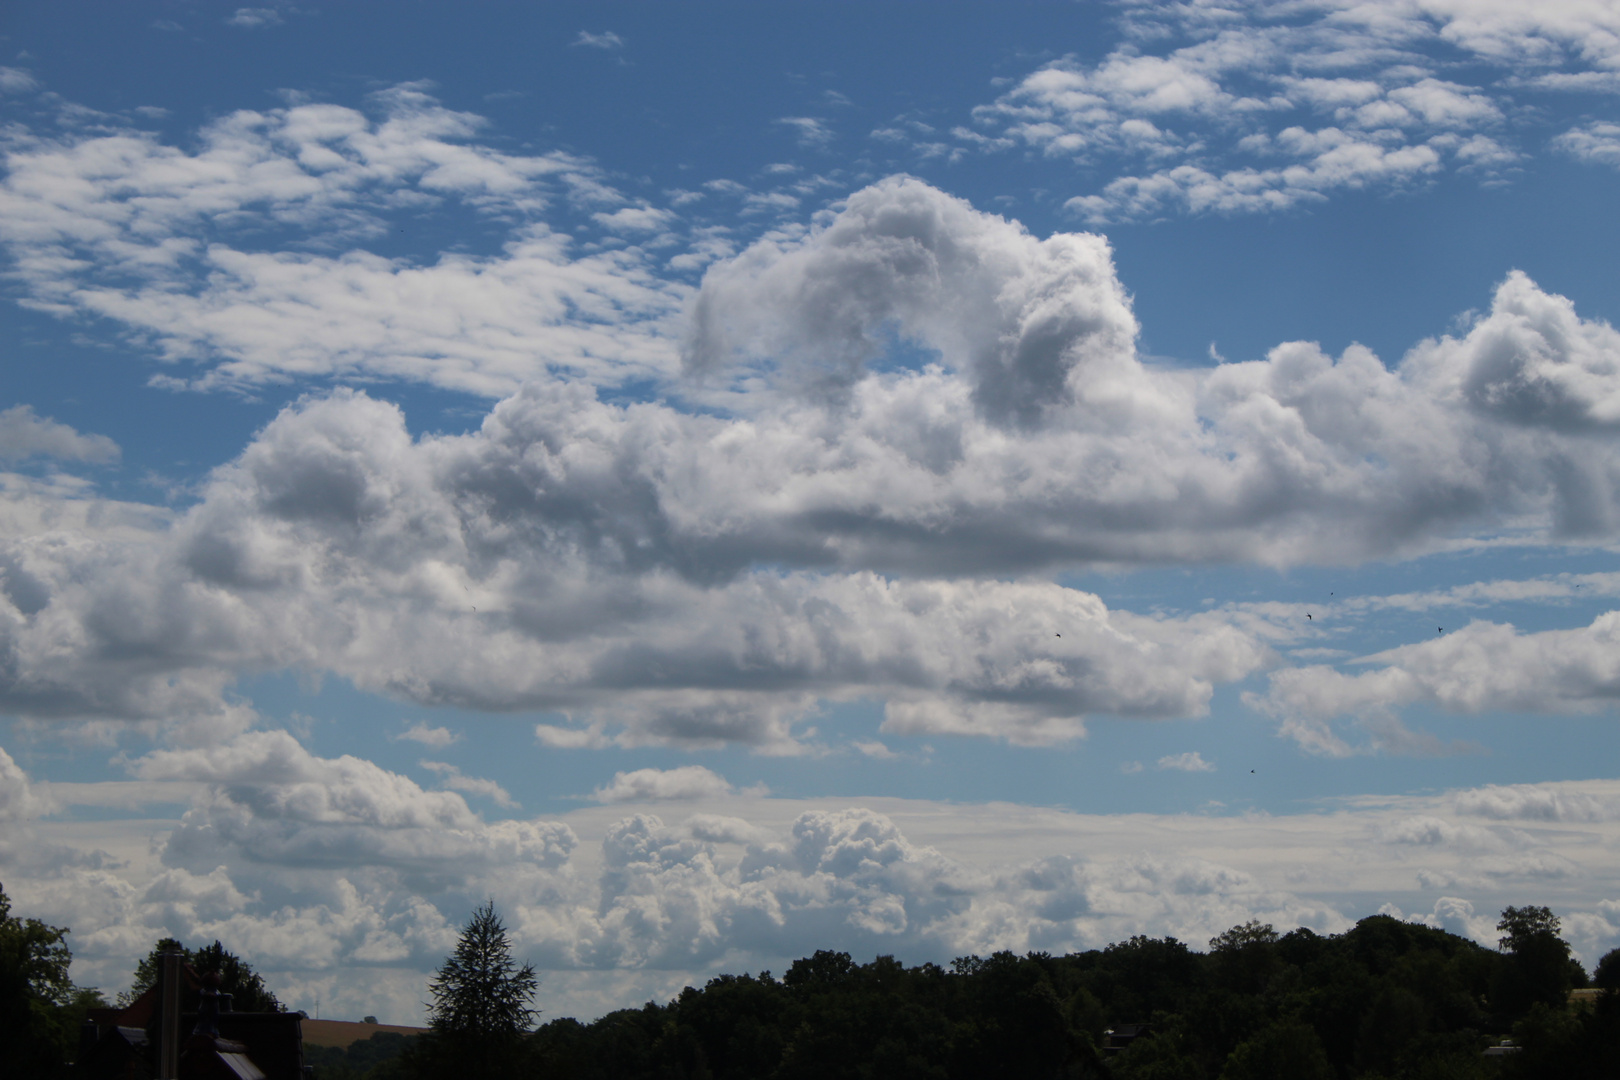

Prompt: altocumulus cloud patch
xmin=960 ymin=0 xmax=1620 ymax=221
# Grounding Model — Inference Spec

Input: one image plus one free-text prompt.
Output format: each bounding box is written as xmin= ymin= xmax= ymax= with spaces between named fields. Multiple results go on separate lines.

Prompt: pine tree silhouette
xmin=419 ymin=899 xmax=537 ymax=1077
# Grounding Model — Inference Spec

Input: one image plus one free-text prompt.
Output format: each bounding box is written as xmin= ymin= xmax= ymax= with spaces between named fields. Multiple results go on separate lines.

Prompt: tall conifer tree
xmin=419 ymin=899 xmax=536 ymax=1077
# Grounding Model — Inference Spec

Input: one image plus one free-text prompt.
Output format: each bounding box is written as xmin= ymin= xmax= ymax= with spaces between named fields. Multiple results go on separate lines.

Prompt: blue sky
xmin=4 ymin=0 xmax=1620 ymax=1024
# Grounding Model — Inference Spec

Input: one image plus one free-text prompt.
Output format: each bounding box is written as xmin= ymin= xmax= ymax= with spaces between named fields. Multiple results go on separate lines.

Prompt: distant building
xmin=1101 ymin=1023 xmax=1153 ymax=1054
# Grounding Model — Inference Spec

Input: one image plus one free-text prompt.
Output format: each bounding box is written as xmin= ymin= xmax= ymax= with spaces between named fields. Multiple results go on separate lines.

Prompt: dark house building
xmin=77 ymin=948 xmax=308 ymax=1079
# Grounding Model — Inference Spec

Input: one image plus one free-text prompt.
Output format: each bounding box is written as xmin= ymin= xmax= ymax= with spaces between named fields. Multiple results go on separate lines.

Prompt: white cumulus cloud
xmin=395 ymin=723 xmax=458 ymax=748
xmin=590 ymin=766 xmax=744 ymax=803
xmin=0 ymin=406 xmax=119 ymax=464
xmin=7 ymin=178 xmax=1620 ymax=748
xmin=1258 ymin=611 xmax=1620 ymax=754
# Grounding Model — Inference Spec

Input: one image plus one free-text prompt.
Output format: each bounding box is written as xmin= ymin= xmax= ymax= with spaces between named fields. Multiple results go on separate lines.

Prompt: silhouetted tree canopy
xmin=0 ymin=882 xmax=114 ymax=1075
xmin=0 ymin=880 xmax=77 ymax=1078
xmin=1594 ymin=946 xmax=1620 ymax=990
xmin=406 ymin=899 xmax=536 ymax=1079
xmin=1492 ymin=905 xmax=1587 ymax=1023
xmin=124 ymin=936 xmax=284 ymax=1012
xmin=1498 ymin=905 xmax=1563 ymax=952
xmin=17 ymin=895 xmax=1616 ymax=1078
xmin=511 ymin=909 xmax=1618 ymax=1080
xmin=303 ymin=1030 xmax=418 ymax=1080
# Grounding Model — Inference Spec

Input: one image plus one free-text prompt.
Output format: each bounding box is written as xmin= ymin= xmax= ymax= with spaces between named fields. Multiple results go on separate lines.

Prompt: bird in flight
xmin=1306 ymin=613 xmax=1312 ymax=620
xmin=1438 ymin=627 xmax=1443 ymax=634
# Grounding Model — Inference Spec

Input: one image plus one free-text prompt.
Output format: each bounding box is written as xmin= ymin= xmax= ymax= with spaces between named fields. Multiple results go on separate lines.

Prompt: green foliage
xmin=0 ymin=882 xmax=73 ymax=1004
xmin=1497 ymin=998 xmax=1616 ymax=1080
xmin=1218 ymin=1020 xmax=1333 ymax=1080
xmin=1594 ymin=947 xmax=1620 ymax=990
xmin=1497 ymin=906 xmax=1561 ymax=952
xmin=1209 ymin=920 xmax=1279 ymax=953
xmin=1500 ymin=990 xmax=1620 ymax=1079
xmin=304 ymin=1031 xmax=419 ymax=1080
xmin=1109 ymin=1017 xmax=1205 ymax=1080
xmin=60 ymin=985 xmax=111 ymax=1041
xmin=121 ymin=935 xmax=181 ymax=1007
xmin=427 ymin=899 xmax=537 ymax=1038
xmin=1492 ymin=905 xmax=1584 ymax=1022
xmin=516 ymin=906 xmax=1618 ymax=1080
xmin=0 ymin=880 xmax=82 ymax=1076
xmin=192 ymin=938 xmax=285 ymax=1011
xmin=123 ymin=935 xmax=284 ymax=1012
xmin=410 ymin=899 xmax=537 ymax=1079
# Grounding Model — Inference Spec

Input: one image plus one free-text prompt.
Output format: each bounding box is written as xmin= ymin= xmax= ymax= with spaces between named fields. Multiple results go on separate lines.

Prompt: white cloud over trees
xmin=7 ymin=733 xmax=1620 ymax=1023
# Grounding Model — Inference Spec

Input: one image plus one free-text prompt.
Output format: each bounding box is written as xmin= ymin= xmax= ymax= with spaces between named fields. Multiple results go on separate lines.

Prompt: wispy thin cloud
xmin=1157 ymin=752 xmax=1215 ymax=773
xmin=0 ymin=67 xmax=39 ymax=94
xmin=227 ymin=8 xmax=284 ymax=29
xmin=572 ymin=30 xmax=624 ymax=50
xmin=776 ymin=116 xmax=833 ymax=148
xmin=420 ymin=760 xmax=518 ymax=808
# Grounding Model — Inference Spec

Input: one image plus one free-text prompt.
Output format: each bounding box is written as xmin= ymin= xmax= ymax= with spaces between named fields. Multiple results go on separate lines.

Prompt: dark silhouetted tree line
xmin=506 ymin=906 xmax=1617 ymax=1080
xmin=304 ymin=1030 xmax=416 ymax=1079
xmin=7 ymin=879 xmax=1620 ymax=1080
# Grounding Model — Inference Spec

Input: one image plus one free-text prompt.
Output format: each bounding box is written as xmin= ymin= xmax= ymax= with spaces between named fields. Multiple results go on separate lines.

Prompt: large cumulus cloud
xmin=138 ymin=731 xmax=577 ymax=885
xmin=685 ymin=176 xmax=1140 ymax=428
xmin=7 ymin=179 xmax=1620 ymax=744
xmin=1 ymin=372 xmax=1277 ymax=746
xmin=1 ymin=413 xmax=1273 ymax=744
xmin=679 ymin=181 xmax=1620 ymax=566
